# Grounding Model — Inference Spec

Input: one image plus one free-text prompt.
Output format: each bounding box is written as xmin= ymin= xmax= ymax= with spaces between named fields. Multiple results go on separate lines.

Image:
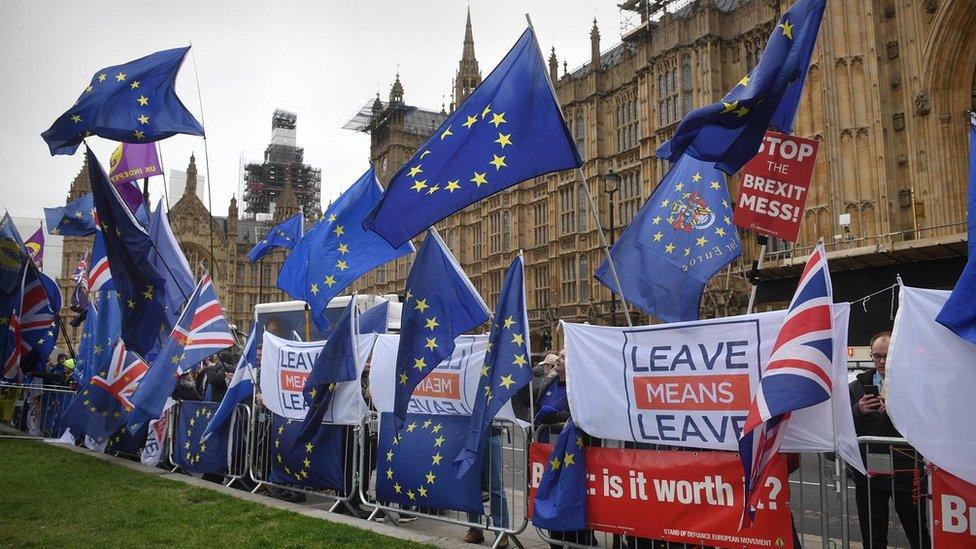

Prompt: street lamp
xmin=605 ymin=168 xmax=621 ymax=326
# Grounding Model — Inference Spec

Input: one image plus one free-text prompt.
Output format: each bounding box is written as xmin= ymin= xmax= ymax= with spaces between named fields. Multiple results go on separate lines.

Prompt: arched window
xmin=681 ymin=55 xmax=693 ymax=115
xmin=578 ymin=254 xmax=590 ymax=303
xmin=577 ymin=185 xmax=589 ymax=232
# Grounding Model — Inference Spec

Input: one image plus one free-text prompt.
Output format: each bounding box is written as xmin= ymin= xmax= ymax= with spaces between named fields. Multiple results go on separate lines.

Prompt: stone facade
xmin=350 ymin=0 xmax=976 ymax=349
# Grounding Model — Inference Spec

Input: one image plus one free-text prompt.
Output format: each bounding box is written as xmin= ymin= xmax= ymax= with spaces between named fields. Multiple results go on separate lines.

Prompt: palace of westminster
xmin=57 ymin=0 xmax=976 ymax=348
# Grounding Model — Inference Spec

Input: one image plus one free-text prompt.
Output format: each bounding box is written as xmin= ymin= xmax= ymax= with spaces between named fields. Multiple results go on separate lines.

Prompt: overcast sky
xmin=1 ymin=0 xmax=625 ymax=222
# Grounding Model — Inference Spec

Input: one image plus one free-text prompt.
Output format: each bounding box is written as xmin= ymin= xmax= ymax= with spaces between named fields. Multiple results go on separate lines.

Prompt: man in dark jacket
xmin=849 ymin=332 xmax=930 ymax=549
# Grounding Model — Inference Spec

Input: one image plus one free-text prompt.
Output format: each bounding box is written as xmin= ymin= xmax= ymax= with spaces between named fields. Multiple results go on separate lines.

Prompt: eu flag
xmin=174 ymin=401 xmax=229 ymax=475
xmin=937 ymin=113 xmax=976 ymax=343
xmin=86 ymin=147 xmax=168 ymax=356
xmin=248 ymin=212 xmax=304 ymax=263
xmin=268 ymin=412 xmax=346 ymax=492
xmin=41 ymin=47 xmax=204 ymax=156
xmin=392 ymin=229 xmax=490 ymax=426
xmin=148 ymin=200 xmax=195 ymax=332
xmin=358 ymin=300 xmax=389 ymax=335
xmin=0 ymin=213 xmax=27 ymax=295
xmin=532 ymin=419 xmax=586 ymax=531
xmin=73 ymin=230 xmax=122 ymax=386
xmin=277 ymin=167 xmax=412 ymax=330
xmin=656 ymin=0 xmax=826 ymax=174
xmin=61 ymin=340 xmax=149 ymax=443
xmin=45 ymin=193 xmax=96 ymax=237
xmin=377 ymin=411 xmax=484 ymax=514
xmin=595 ymin=155 xmax=741 ymax=323
xmin=455 ymin=255 xmax=530 ymax=477
xmin=295 ymin=296 xmax=358 ymax=451
xmin=128 ymin=275 xmax=236 ymax=429
xmin=363 ymin=27 xmax=581 ymax=247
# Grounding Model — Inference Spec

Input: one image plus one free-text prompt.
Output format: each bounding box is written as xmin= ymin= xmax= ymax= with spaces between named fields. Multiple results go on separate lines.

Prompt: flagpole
xmin=745 ymin=234 xmax=768 ymax=314
xmin=188 ymin=45 xmax=220 ymax=281
xmin=524 ymin=14 xmax=633 ymax=327
xmin=54 ymin=311 xmax=76 ymax=359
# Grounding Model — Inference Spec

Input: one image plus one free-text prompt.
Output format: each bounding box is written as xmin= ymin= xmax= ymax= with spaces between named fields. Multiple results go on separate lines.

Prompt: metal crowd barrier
xmin=0 ymin=381 xmax=74 ymax=440
xmin=247 ymin=398 xmax=362 ymax=515
xmin=164 ymin=400 xmax=252 ymax=486
xmin=357 ymin=412 xmax=532 ymax=549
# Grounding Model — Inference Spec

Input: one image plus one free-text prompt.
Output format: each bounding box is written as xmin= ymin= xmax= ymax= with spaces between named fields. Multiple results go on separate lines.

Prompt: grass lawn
xmin=0 ymin=439 xmax=430 ymax=547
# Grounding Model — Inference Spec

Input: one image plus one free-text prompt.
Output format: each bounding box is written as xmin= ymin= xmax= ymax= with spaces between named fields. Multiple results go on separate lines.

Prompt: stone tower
xmin=453 ymin=7 xmax=481 ymax=109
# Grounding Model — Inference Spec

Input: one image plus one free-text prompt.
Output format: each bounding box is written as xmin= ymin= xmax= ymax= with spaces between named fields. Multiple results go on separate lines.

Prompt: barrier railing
xmin=0 ymin=381 xmax=74 ymax=440
xmin=357 ymin=412 xmax=532 ymax=549
xmin=247 ymin=399 xmax=362 ymax=515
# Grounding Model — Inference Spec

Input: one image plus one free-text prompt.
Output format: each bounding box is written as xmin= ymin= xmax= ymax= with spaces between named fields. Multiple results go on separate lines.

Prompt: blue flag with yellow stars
xmin=363 ymin=27 xmax=581 ymax=248
xmin=455 ymin=254 xmax=530 ymax=478
xmin=105 ymin=423 xmax=149 ymax=455
xmin=248 ymin=212 xmax=304 ymax=263
xmin=44 ymin=194 xmax=96 ymax=237
xmin=41 ymin=47 xmax=204 ymax=156
xmin=656 ymin=0 xmax=826 ymax=174
xmin=61 ymin=340 xmax=150 ymax=443
xmin=532 ymin=419 xmax=586 ymax=531
xmin=377 ymin=411 xmax=484 ymax=514
xmin=392 ymin=229 xmax=490 ymax=427
xmin=595 ymin=155 xmax=741 ymax=323
xmin=173 ymin=401 xmax=229 ymax=475
xmin=277 ymin=167 xmax=412 ymax=331
xmin=359 ymin=300 xmax=389 ymax=335
xmin=0 ymin=213 xmax=27 ymax=295
xmin=268 ymin=412 xmax=346 ymax=491
xmin=86 ymin=147 xmax=168 ymax=356
xmin=295 ymin=295 xmax=358 ymax=451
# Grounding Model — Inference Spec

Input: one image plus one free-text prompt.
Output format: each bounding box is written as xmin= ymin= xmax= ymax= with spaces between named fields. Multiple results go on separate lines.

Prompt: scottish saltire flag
xmin=173 ymin=401 xmax=229 ymax=475
xmin=87 ymin=147 xmax=168 ymax=356
xmin=2 ymin=264 xmax=61 ymax=381
xmin=0 ymin=213 xmax=27 ymax=294
xmin=295 ymin=296 xmax=358 ymax=451
xmin=128 ymin=275 xmax=235 ymax=428
xmin=201 ymin=324 xmax=258 ymax=443
xmin=248 ymin=212 xmax=303 ymax=263
xmin=392 ymin=229 xmax=490 ymax=426
xmin=377 ymin=411 xmax=484 ymax=514
xmin=363 ymin=27 xmax=581 ymax=247
xmin=656 ymin=0 xmax=826 ymax=174
xmin=277 ymin=167 xmax=412 ymax=330
xmin=61 ymin=340 xmax=149 ymax=443
xmin=455 ymin=255 xmax=530 ymax=477
xmin=595 ymin=155 xmax=740 ymax=322
xmin=41 ymin=47 xmax=204 ymax=156
xmin=148 ymin=200 xmax=195 ymax=331
xmin=268 ymin=413 xmax=346 ymax=491
xmin=532 ymin=419 xmax=587 ymax=531
xmin=359 ymin=300 xmax=389 ymax=335
xmin=738 ymin=242 xmax=833 ymax=526
xmin=45 ymin=193 xmax=96 ymax=237
xmin=936 ymin=113 xmax=976 ymax=344
xmin=109 ymin=142 xmax=162 ymax=186
xmin=24 ymin=227 xmax=44 ymax=269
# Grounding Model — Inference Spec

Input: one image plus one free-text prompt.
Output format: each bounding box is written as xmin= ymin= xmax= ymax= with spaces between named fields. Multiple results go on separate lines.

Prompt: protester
xmin=172 ymin=371 xmax=204 ymax=401
xmin=534 ymin=350 xmax=569 ymax=428
xmin=197 ymin=353 xmax=232 ymax=402
xmin=463 ymin=427 xmax=510 ymax=548
xmin=848 ymin=331 xmax=930 ymax=549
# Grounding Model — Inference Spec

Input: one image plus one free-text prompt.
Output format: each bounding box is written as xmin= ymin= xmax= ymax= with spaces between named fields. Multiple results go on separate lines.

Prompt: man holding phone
xmin=848 ymin=331 xmax=930 ymax=548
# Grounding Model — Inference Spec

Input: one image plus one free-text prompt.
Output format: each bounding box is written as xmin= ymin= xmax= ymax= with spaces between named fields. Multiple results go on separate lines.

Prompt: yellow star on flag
xmin=425 ymin=471 xmax=436 ymax=484
xmin=425 ymin=317 xmax=439 ymax=330
xmin=414 ymin=298 xmax=429 ymax=313
xmin=445 ymin=180 xmax=461 ymax=193
xmin=471 ymin=172 xmax=487 ymax=187
xmin=137 ymin=95 xmax=149 ymax=106
xmin=664 ymin=243 xmax=676 ymax=254
xmin=310 ymin=283 xmax=319 ymax=295
xmin=738 ymin=75 xmax=750 ymax=87
xmin=130 ymin=80 xmax=140 ymax=89
xmin=426 ymin=184 xmax=440 ymax=195
xmin=333 ymin=225 xmax=345 ymax=237
xmin=431 ymin=452 xmax=443 ymax=465
xmin=425 ymin=337 xmax=438 ymax=351
xmin=433 ymin=435 xmax=445 ymax=447
xmin=462 ymin=115 xmax=478 ymax=128
xmin=324 ymin=275 xmax=336 ymax=287
xmin=440 ymin=126 xmax=453 ymax=140
xmin=696 ymin=236 xmax=708 ymax=247
xmin=408 ymin=165 xmax=423 ymax=177
xmin=550 ymin=456 xmax=561 ymax=470
xmin=511 ymin=333 xmax=524 ymax=346
xmin=778 ymin=20 xmax=793 ymax=39
xmin=137 ymin=114 xmax=149 ymax=125
xmin=513 ymin=354 xmax=528 ymax=368
xmin=502 ymin=316 xmax=515 ymax=329
xmin=653 ymin=231 xmax=663 ymax=242
xmin=406 ymin=422 xmax=417 ymax=432
xmin=411 ymin=180 xmax=428 ymax=192
xmin=115 ymin=72 xmax=126 ymax=81
xmin=398 ymin=372 xmax=409 ymax=385
xmin=495 ymin=133 xmax=512 ymax=148
xmin=564 ymin=452 xmax=576 ymax=466
xmin=335 ymin=260 xmax=348 ymax=271
xmin=337 ymin=243 xmax=349 ymax=254
xmin=489 ymin=112 xmax=506 ymax=127
xmin=721 ymin=100 xmax=739 ymax=114
xmin=710 ymin=181 xmax=721 ymax=190
xmin=413 ymin=357 xmax=426 ymax=370
xmin=70 ymin=114 xmax=82 ymax=123
xmin=499 ymin=375 xmax=515 ymax=389
xmin=489 ymin=154 xmax=507 ymax=170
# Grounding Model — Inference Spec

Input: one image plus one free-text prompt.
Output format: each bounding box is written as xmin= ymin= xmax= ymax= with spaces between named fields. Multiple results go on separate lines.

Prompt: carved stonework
xmin=914 ymin=92 xmax=930 ymax=116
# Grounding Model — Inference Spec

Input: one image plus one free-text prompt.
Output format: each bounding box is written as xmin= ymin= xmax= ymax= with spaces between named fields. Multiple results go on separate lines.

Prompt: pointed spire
xmin=590 ymin=18 xmax=601 ymax=70
xmin=548 ymin=46 xmax=559 ymax=83
xmin=390 ymin=73 xmax=404 ymax=104
xmin=371 ymin=91 xmax=383 ymax=115
xmin=453 ymin=6 xmax=482 ymax=108
xmin=185 ymin=153 xmax=198 ymax=197
xmin=68 ymin=153 xmax=92 ymax=199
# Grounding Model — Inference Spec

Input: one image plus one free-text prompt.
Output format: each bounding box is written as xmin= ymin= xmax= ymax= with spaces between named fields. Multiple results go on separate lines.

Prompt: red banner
xmin=732 ymin=131 xmax=819 ymax=242
xmin=932 ymin=468 xmax=976 ymax=547
xmin=529 ymin=444 xmax=792 ymax=549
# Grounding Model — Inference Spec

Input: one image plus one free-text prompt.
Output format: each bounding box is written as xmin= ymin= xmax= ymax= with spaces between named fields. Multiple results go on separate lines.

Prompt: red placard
xmin=932 ymin=468 xmax=976 ymax=547
xmin=529 ymin=444 xmax=792 ymax=549
xmin=733 ymin=131 xmax=819 ymax=242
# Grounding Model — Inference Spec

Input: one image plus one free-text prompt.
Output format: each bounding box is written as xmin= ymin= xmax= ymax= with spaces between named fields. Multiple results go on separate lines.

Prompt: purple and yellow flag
xmin=109 ymin=142 xmax=159 ymax=214
xmin=25 ymin=226 xmax=44 ymax=269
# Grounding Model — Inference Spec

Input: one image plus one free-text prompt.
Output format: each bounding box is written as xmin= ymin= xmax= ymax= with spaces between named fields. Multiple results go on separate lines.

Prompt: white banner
xmin=888 ymin=286 xmax=976 ymax=485
xmin=369 ymin=334 xmax=520 ymax=423
xmin=564 ymin=304 xmax=863 ymax=471
xmin=259 ymin=331 xmax=376 ymax=424
xmin=141 ymin=398 xmax=174 ymax=466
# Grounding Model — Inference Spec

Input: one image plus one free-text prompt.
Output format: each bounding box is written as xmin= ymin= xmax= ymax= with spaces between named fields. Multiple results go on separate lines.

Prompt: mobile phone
xmin=863 ymin=384 xmax=880 ymax=397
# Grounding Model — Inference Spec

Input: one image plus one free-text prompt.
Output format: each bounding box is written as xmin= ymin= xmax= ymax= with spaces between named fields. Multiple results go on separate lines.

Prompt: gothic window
xmin=657 ymin=60 xmax=681 ymax=126
xmin=533 ymin=202 xmax=549 ymax=247
xmin=577 ymin=185 xmax=589 ymax=232
xmin=488 ymin=270 xmax=502 ymax=305
xmin=533 ymin=264 xmax=550 ymax=310
xmin=561 ymin=255 xmax=577 ymax=303
xmin=616 ymin=95 xmax=639 ymax=152
xmin=681 ymin=55 xmax=693 ymax=115
xmin=471 ymin=221 xmax=483 ymax=261
xmin=578 ymin=254 xmax=590 ymax=303
xmin=502 ymin=211 xmax=511 ymax=252
xmin=619 ymin=170 xmax=642 ymax=225
xmin=489 ymin=211 xmax=501 ymax=254
xmin=559 ymin=185 xmax=575 ymax=236
xmin=574 ymin=112 xmax=585 ymax=157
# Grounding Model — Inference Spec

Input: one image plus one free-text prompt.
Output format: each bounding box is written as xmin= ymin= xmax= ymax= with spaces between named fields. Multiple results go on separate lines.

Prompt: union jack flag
xmin=738 ymin=242 xmax=834 ymax=527
xmin=2 ymin=264 xmax=61 ymax=381
xmin=127 ymin=274 xmax=235 ymax=428
xmin=90 ymin=340 xmax=148 ymax=411
xmin=87 ymin=228 xmax=113 ymax=293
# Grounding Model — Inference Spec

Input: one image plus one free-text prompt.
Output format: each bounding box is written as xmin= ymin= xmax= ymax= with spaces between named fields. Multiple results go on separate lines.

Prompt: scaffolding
xmin=243 ymin=109 xmax=322 ymax=219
